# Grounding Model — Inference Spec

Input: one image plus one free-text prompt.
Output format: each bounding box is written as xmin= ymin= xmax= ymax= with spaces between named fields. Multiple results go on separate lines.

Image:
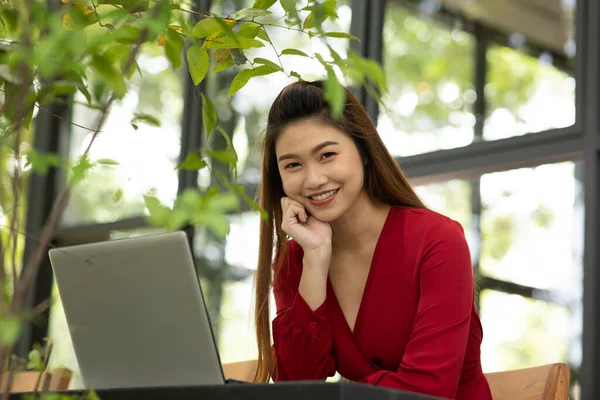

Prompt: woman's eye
xmin=285 ymin=162 xmax=301 ymax=169
xmin=321 ymin=152 xmax=336 ymax=160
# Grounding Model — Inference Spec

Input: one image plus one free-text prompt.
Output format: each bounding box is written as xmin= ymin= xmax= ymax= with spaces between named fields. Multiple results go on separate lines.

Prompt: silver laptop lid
xmin=49 ymin=231 xmax=225 ymax=390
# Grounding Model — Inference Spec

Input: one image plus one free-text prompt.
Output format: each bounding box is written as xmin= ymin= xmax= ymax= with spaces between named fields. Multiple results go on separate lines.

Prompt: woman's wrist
xmin=302 ymin=249 xmax=331 ymax=276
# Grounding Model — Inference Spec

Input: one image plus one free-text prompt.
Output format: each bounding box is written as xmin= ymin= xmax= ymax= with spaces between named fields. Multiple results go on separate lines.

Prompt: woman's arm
xmin=271 ymin=241 xmax=337 ymax=381
xmin=359 ymin=220 xmax=475 ymax=399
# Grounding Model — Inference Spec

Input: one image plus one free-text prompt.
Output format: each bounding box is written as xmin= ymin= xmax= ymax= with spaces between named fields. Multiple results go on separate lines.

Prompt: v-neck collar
xmin=327 ymin=207 xmax=395 ymax=338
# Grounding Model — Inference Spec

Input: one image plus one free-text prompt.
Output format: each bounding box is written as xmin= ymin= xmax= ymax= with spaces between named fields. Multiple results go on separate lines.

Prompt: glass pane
xmin=414 ymin=179 xmax=472 ymax=230
xmin=479 ymin=162 xmax=583 ymax=393
xmin=62 ymin=47 xmax=183 ymax=227
xmin=379 ymin=3 xmax=475 ymax=156
xmin=192 ymin=211 xmax=262 ymax=363
xmin=479 ymin=162 xmax=582 ymax=292
xmin=484 ymin=45 xmax=575 ymax=140
xmin=480 ymin=290 xmax=571 ymax=370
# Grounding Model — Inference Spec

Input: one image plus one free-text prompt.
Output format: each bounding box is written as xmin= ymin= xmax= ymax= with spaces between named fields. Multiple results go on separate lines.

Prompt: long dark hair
xmin=253 ymin=81 xmax=425 ymax=382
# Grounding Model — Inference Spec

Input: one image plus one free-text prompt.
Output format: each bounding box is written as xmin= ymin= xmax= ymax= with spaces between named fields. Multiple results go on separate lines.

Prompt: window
xmin=484 ymin=45 xmax=575 ymax=140
xmin=417 ymin=161 xmax=583 ymax=397
xmin=478 ymin=162 xmax=583 ymax=381
xmin=62 ymin=47 xmax=184 ymax=226
xmin=379 ymin=4 xmax=475 ymax=156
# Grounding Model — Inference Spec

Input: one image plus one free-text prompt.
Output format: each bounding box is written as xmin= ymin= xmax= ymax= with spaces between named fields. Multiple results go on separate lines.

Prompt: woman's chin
xmin=308 ymin=207 xmax=343 ymax=223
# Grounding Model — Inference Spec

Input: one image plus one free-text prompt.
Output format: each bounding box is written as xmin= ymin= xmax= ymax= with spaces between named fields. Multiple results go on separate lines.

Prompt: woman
xmin=253 ymin=80 xmax=492 ymax=400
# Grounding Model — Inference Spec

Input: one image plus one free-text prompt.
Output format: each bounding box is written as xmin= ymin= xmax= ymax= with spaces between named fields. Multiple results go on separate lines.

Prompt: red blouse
xmin=272 ymin=207 xmax=493 ymax=400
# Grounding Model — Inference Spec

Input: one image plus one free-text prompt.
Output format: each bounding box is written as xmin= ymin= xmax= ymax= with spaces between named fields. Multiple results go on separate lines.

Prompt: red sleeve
xmin=271 ymin=241 xmax=336 ymax=381
xmin=359 ymin=220 xmax=474 ymax=399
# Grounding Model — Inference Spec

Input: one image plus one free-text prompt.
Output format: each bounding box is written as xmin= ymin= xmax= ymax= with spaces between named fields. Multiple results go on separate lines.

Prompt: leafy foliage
xmin=0 ymin=1 xmax=388 ymax=369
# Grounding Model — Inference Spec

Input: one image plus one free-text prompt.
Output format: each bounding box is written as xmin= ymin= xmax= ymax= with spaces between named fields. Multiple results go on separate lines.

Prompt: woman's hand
xmin=281 ymin=197 xmax=331 ymax=309
xmin=280 ymin=197 xmax=332 ymax=264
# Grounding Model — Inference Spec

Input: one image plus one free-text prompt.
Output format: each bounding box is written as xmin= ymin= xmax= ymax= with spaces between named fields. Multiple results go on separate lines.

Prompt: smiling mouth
xmin=309 ymin=189 xmax=339 ymax=201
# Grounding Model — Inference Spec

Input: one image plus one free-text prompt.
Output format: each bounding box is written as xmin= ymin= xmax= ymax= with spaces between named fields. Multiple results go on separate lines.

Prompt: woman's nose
xmin=305 ymin=166 xmax=327 ymax=189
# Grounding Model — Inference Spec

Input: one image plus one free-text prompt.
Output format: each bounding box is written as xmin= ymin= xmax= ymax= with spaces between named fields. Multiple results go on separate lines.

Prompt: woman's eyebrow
xmin=277 ymin=141 xmax=339 ymax=162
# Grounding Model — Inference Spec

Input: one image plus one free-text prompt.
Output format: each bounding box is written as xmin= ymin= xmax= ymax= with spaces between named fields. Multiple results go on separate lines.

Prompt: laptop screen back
xmin=49 ymin=231 xmax=225 ymax=389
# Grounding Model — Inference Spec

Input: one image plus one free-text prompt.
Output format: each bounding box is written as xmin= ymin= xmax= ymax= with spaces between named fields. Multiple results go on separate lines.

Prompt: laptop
xmin=49 ymin=231 xmax=230 ymax=390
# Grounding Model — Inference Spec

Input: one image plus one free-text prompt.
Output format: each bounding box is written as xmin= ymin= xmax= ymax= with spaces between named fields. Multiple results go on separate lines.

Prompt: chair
xmin=0 ymin=367 xmax=73 ymax=393
xmin=484 ymin=363 xmax=570 ymax=400
xmin=222 ymin=360 xmax=258 ymax=382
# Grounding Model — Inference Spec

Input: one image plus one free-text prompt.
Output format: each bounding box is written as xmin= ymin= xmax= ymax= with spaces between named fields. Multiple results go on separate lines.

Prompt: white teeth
xmin=310 ymin=189 xmax=338 ymax=201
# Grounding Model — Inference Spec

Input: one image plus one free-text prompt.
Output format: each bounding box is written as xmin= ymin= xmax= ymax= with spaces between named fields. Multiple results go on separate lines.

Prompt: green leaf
xmin=214 ymin=58 xmax=234 ymax=72
xmin=201 ymin=93 xmax=217 ymax=138
xmin=195 ymin=211 xmax=230 ymax=239
xmin=324 ymin=67 xmax=345 ymax=118
xmin=217 ymin=126 xmax=234 ymax=148
xmin=327 ymin=44 xmax=342 ymax=64
xmin=323 ymin=0 xmax=339 ymax=19
xmin=143 ymin=195 xmax=174 ymax=228
xmin=131 ymin=112 xmax=161 ymax=128
xmin=290 ymin=71 xmax=302 ymax=80
xmin=256 ymin=27 xmax=269 ymax=41
xmin=51 ymin=81 xmax=77 ymax=96
xmin=27 ymin=348 xmax=43 ymax=371
xmin=212 ymin=15 xmax=236 ymax=37
xmin=97 ymin=158 xmax=120 ymax=166
xmin=90 ymin=54 xmax=126 ymax=99
xmin=78 ymin=84 xmax=92 ymax=105
xmin=25 ymin=151 xmax=61 ymax=174
xmin=70 ymin=154 xmax=94 ymax=186
xmin=192 ymin=18 xmax=221 ymax=38
xmin=187 ymin=45 xmax=209 ymax=85
xmin=212 ymin=48 xmax=231 ymax=63
xmin=164 ymin=28 xmax=184 ymax=69
xmin=115 ymin=25 xmax=143 ymax=44
xmin=231 ymin=8 xmax=271 ymax=19
xmin=359 ymin=57 xmax=388 ymax=93
xmin=228 ymin=65 xmax=279 ymax=97
xmin=231 ymin=184 xmax=268 ymax=220
xmin=314 ymin=52 xmax=327 ymax=66
xmin=322 ymin=31 xmax=359 ymax=41
xmin=253 ymin=0 xmax=277 ymax=10
xmin=303 ymin=12 xmax=315 ymax=29
xmin=177 ymin=152 xmax=208 ymax=170
xmin=281 ymin=48 xmax=309 ymax=57
xmin=0 ymin=316 xmax=21 ymax=345
xmin=231 ymin=48 xmax=249 ymax=65
xmin=202 ymin=36 xmax=264 ymax=50
xmin=0 ymin=9 xmax=19 ymax=33
xmin=86 ymin=390 xmax=102 ymax=400
xmin=120 ymin=57 xmax=138 ymax=80
xmin=92 ymin=80 xmax=106 ymax=104
xmin=205 ymin=190 xmax=240 ymax=214
xmin=113 ymin=188 xmax=123 ymax=203
xmin=253 ymin=57 xmax=282 ymax=71
xmin=204 ymin=148 xmax=238 ymax=164
xmin=238 ymin=23 xmax=260 ymax=39
xmin=280 ymin=0 xmax=298 ymax=14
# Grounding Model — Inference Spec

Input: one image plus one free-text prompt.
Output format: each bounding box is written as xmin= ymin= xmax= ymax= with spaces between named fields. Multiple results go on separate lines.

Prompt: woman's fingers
xmin=281 ymin=197 xmax=308 ymax=234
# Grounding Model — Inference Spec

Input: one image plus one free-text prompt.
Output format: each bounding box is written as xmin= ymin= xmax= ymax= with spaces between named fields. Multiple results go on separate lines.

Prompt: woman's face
xmin=275 ymin=119 xmax=366 ymax=222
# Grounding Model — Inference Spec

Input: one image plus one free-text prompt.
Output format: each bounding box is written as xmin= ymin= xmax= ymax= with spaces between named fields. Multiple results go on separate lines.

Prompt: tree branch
xmin=170 ymin=5 xmax=210 ymax=19
xmin=35 ymin=104 xmax=100 ymax=134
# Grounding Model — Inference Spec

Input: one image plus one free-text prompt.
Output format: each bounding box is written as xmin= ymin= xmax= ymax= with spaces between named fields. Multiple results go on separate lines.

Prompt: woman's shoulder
xmin=391 ymin=206 xmax=466 ymax=239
